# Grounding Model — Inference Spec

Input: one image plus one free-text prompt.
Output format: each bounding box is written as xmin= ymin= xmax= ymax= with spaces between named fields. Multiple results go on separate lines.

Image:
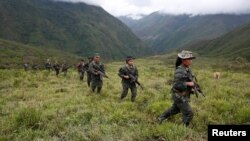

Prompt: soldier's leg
xmin=80 ymin=72 xmax=83 ymax=80
xmin=91 ymin=80 xmax=97 ymax=92
xmin=121 ymin=83 xmax=129 ymax=100
xmin=82 ymin=71 xmax=85 ymax=80
xmin=97 ymin=80 xmax=103 ymax=94
xmin=159 ymin=102 xmax=180 ymax=122
xmin=177 ymin=102 xmax=194 ymax=127
xmin=56 ymin=70 xmax=59 ymax=76
xmin=87 ymin=73 xmax=91 ymax=87
xmin=130 ymin=83 xmax=137 ymax=102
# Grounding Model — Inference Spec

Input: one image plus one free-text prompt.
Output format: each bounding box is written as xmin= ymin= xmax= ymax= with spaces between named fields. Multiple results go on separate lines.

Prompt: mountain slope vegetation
xmin=122 ymin=12 xmax=250 ymax=53
xmin=185 ymin=23 xmax=250 ymax=61
xmin=0 ymin=0 xmax=152 ymax=59
xmin=0 ymin=38 xmax=79 ymax=68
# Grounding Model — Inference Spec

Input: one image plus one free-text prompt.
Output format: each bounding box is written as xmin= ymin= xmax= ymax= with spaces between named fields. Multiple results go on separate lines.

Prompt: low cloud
xmin=56 ymin=0 xmax=250 ymax=17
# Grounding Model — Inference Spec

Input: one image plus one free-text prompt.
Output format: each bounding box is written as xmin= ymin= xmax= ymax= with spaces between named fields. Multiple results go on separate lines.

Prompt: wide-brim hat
xmin=177 ymin=50 xmax=196 ymax=59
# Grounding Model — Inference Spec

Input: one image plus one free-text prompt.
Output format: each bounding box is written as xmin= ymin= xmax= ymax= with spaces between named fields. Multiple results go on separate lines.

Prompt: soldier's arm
xmin=88 ymin=63 xmax=96 ymax=75
xmin=174 ymin=68 xmax=188 ymax=87
xmin=118 ymin=67 xmax=126 ymax=78
xmin=174 ymin=68 xmax=194 ymax=87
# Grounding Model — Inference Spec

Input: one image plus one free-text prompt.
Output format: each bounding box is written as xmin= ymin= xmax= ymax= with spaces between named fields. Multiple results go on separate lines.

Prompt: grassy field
xmin=0 ymin=58 xmax=250 ymax=141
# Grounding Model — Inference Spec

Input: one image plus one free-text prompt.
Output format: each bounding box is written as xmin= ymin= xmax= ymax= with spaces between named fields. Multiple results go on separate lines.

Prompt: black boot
xmin=184 ymin=122 xmax=190 ymax=127
xmin=158 ymin=116 xmax=167 ymax=124
xmin=97 ymin=87 xmax=102 ymax=94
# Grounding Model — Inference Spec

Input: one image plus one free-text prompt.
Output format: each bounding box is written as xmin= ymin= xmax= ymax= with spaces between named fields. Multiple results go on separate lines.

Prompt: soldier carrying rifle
xmin=53 ymin=61 xmax=60 ymax=77
xmin=45 ymin=59 xmax=52 ymax=72
xmin=158 ymin=50 xmax=204 ymax=127
xmin=61 ymin=61 xmax=71 ymax=77
xmin=77 ymin=59 xmax=85 ymax=80
xmin=118 ymin=56 xmax=142 ymax=102
xmin=84 ymin=57 xmax=93 ymax=87
xmin=88 ymin=53 xmax=107 ymax=94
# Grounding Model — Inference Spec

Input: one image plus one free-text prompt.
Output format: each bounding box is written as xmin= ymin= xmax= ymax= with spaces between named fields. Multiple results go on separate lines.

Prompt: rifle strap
xmin=125 ymin=65 xmax=136 ymax=76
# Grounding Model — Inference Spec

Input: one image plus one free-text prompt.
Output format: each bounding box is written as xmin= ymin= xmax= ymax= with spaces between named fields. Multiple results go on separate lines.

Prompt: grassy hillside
xmin=186 ymin=23 xmax=250 ymax=61
xmin=0 ymin=39 xmax=79 ymax=69
xmin=0 ymin=57 xmax=249 ymax=140
xmin=0 ymin=0 xmax=152 ymax=59
xmin=124 ymin=12 xmax=250 ymax=53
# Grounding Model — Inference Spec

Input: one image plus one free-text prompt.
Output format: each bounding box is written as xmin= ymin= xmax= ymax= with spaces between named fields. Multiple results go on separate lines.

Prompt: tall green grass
xmin=0 ymin=58 xmax=249 ymax=140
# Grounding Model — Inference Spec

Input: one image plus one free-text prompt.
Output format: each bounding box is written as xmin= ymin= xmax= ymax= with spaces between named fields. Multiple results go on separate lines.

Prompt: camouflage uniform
xmin=23 ymin=63 xmax=29 ymax=71
xmin=45 ymin=59 xmax=52 ymax=72
xmin=159 ymin=51 xmax=195 ymax=126
xmin=84 ymin=60 xmax=92 ymax=87
xmin=45 ymin=62 xmax=52 ymax=72
xmin=61 ymin=63 xmax=69 ymax=77
xmin=53 ymin=63 xmax=60 ymax=76
xmin=77 ymin=62 xmax=85 ymax=80
xmin=89 ymin=61 xmax=105 ymax=93
xmin=118 ymin=65 xmax=138 ymax=102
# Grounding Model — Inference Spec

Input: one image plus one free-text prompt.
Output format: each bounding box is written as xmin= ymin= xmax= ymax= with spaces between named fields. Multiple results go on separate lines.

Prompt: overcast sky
xmin=59 ymin=0 xmax=250 ymax=19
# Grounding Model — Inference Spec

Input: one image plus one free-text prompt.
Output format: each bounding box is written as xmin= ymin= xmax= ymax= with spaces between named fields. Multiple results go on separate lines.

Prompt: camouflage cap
xmin=94 ymin=53 xmax=100 ymax=57
xmin=177 ymin=50 xmax=196 ymax=59
xmin=126 ymin=56 xmax=135 ymax=62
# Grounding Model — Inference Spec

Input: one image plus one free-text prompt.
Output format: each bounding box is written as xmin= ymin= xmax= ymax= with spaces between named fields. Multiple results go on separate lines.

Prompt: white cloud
xmin=57 ymin=0 xmax=250 ymax=17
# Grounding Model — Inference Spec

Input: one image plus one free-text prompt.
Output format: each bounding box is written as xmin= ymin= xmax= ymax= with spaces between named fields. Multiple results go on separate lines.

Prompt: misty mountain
xmin=118 ymin=16 xmax=139 ymax=28
xmin=122 ymin=12 xmax=250 ymax=53
xmin=118 ymin=14 xmax=146 ymax=27
xmin=0 ymin=0 xmax=152 ymax=59
xmin=185 ymin=23 xmax=250 ymax=61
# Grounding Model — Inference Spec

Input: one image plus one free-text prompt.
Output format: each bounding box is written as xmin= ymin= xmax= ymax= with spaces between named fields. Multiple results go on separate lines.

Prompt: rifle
xmin=191 ymin=76 xmax=205 ymax=97
xmin=125 ymin=67 xmax=144 ymax=90
xmin=93 ymin=63 xmax=109 ymax=79
xmin=98 ymin=70 xmax=109 ymax=79
xmin=62 ymin=65 xmax=71 ymax=72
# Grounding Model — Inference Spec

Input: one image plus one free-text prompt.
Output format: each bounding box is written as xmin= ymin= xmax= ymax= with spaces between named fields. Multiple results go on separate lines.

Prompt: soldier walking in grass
xmin=32 ymin=64 xmax=39 ymax=70
xmin=45 ymin=59 xmax=52 ymax=72
xmin=77 ymin=59 xmax=85 ymax=80
xmin=61 ymin=61 xmax=70 ymax=77
xmin=118 ymin=56 xmax=139 ymax=102
xmin=23 ymin=63 xmax=29 ymax=71
xmin=84 ymin=57 xmax=93 ymax=87
xmin=53 ymin=61 xmax=60 ymax=77
xmin=158 ymin=50 xmax=196 ymax=127
xmin=88 ymin=53 xmax=106 ymax=94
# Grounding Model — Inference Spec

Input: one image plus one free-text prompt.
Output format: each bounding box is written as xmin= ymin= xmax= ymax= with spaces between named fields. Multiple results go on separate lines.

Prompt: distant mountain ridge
xmin=0 ymin=0 xmax=152 ymax=59
xmin=185 ymin=23 xmax=250 ymax=61
xmin=120 ymin=12 xmax=250 ymax=53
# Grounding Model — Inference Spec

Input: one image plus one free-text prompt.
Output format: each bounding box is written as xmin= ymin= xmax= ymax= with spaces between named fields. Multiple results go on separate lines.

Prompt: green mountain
xmin=122 ymin=12 xmax=250 ymax=53
xmin=0 ymin=0 xmax=152 ymax=59
xmin=0 ymin=38 xmax=79 ymax=68
xmin=185 ymin=23 xmax=250 ymax=61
